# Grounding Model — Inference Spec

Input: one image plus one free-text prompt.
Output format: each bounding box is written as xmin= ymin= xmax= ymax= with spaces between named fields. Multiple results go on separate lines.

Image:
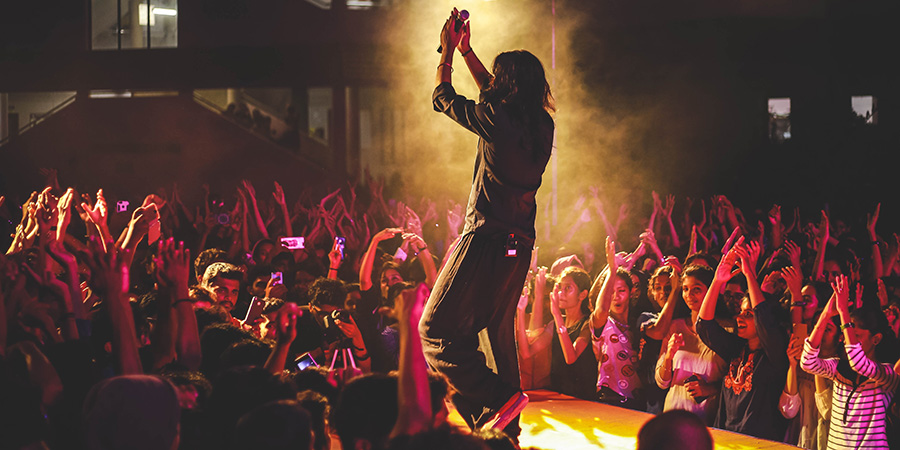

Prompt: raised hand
xmin=517 ymin=290 xmax=530 ymax=312
xmin=605 ymin=236 xmax=618 ymax=271
xmin=456 ymin=13 xmax=471 ymax=52
xmin=817 ymin=210 xmax=830 ymax=243
xmin=760 ymin=271 xmax=782 ymax=295
xmin=271 ymin=302 xmax=300 ymax=346
xmin=439 ymin=8 xmax=466 ymax=54
xmin=716 ymin=242 xmax=741 ymax=281
xmin=786 ymin=334 xmax=803 ymax=365
xmin=783 ymin=240 xmax=802 ymax=269
xmin=877 ymin=278 xmax=889 ymax=308
xmin=832 ymin=274 xmax=850 ymax=314
xmin=446 ymin=201 xmax=464 ymax=235
xmin=781 ymin=266 xmax=803 ymax=299
xmin=867 ymin=203 xmax=881 ymax=240
xmin=404 ymin=205 xmax=424 ymax=238
xmin=662 ymin=194 xmax=675 ymax=218
xmin=744 ymin=239 xmax=762 ymax=275
xmin=665 ymin=332 xmax=684 ymax=360
xmin=80 ymin=189 xmax=109 ymax=229
xmin=768 ymin=204 xmax=782 ymax=227
xmin=722 ymin=226 xmax=741 ymax=254
xmin=265 ymin=275 xmax=288 ymax=300
xmin=549 ymin=288 xmax=562 ymax=319
xmin=241 ymin=179 xmax=257 ymax=201
xmin=56 ymin=188 xmax=75 ymax=241
xmin=153 ymin=238 xmax=191 ymax=298
xmin=854 ymin=282 xmax=864 ymax=310
xmin=272 ymin=181 xmax=286 ymax=207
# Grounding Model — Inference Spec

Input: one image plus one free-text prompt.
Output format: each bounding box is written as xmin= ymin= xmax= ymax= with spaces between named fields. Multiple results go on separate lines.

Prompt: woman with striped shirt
xmin=801 ymin=274 xmax=899 ymax=449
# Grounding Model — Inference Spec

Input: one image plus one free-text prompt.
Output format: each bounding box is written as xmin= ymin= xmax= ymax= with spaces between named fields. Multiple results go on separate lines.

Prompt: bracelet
xmin=172 ymin=298 xmax=193 ymax=308
xmin=438 ymin=63 xmax=453 ymax=73
xmin=840 ymin=322 xmax=855 ymax=331
xmin=329 ymin=267 xmax=339 ymax=271
xmin=354 ymin=352 xmax=370 ymax=361
xmin=352 ymin=344 xmax=366 ymax=352
xmin=872 ymin=240 xmax=879 ymax=246
xmin=461 ymin=48 xmax=473 ymax=56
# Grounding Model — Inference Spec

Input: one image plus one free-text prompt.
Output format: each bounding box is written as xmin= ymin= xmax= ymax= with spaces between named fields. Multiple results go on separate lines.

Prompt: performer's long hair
xmin=483 ymin=50 xmax=554 ymax=115
xmin=482 ymin=50 xmax=554 ymax=159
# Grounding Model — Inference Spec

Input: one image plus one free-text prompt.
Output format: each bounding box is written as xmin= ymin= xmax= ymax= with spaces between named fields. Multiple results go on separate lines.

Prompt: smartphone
xmin=271 ymin=271 xmax=283 ymax=285
xmin=116 ymin=200 xmax=129 ymax=212
xmin=294 ymin=352 xmax=319 ymax=371
xmin=148 ymin=219 xmax=161 ymax=245
xmin=244 ymin=296 xmax=265 ymax=324
xmin=393 ymin=246 xmax=408 ymax=262
xmin=684 ymin=374 xmax=709 ymax=404
xmin=280 ymin=236 xmax=305 ymax=250
xmin=334 ymin=236 xmax=346 ymax=260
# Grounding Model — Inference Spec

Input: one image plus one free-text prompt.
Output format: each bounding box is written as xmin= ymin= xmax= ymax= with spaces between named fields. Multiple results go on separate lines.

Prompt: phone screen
xmin=295 ymin=352 xmax=319 ymax=371
xmin=271 ymin=272 xmax=283 ymax=285
xmin=335 ymin=236 xmax=346 ymax=260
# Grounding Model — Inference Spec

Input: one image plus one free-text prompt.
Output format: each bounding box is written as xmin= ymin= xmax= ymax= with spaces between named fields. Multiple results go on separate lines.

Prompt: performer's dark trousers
xmin=419 ymin=231 xmax=531 ymax=437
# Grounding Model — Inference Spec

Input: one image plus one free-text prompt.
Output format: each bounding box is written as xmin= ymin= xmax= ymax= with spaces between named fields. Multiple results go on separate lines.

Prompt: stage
xmin=516 ymin=390 xmax=800 ymax=450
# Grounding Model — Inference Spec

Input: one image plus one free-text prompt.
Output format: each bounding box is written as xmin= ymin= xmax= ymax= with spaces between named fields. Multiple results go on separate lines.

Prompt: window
xmin=92 ymin=0 xmax=177 ymax=50
xmin=851 ymin=96 xmax=877 ymax=125
xmin=768 ymin=98 xmax=791 ymax=142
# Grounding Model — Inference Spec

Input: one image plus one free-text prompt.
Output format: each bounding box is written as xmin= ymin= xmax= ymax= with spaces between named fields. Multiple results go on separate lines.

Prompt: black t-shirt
xmin=432 ymin=82 xmax=554 ymax=243
xmin=696 ymin=300 xmax=789 ymax=441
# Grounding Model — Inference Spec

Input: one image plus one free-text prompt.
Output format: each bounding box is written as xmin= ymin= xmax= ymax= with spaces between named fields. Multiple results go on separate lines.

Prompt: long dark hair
xmin=483 ymin=50 xmax=554 ymax=114
xmin=482 ymin=50 xmax=554 ymax=159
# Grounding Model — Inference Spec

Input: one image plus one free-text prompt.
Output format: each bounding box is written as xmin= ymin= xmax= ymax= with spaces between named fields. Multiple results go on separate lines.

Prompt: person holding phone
xmin=420 ymin=9 xmax=554 ymax=437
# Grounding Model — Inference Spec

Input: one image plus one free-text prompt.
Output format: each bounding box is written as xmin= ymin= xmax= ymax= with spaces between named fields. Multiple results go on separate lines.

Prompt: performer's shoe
xmin=480 ymin=391 xmax=529 ymax=431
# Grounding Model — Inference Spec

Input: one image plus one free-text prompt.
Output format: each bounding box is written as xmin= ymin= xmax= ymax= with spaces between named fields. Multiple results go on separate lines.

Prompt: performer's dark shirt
xmin=432 ymin=82 xmax=553 ymax=243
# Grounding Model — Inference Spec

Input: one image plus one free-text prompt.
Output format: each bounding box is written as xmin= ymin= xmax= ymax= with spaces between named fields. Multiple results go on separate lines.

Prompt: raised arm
xmin=391 ymin=284 xmax=433 ymax=437
xmin=590 ymin=237 xmax=617 ymax=330
xmin=155 ymin=238 xmax=201 ymax=371
xmin=643 ymin=265 xmax=682 ymax=340
xmin=358 ymin=228 xmax=402 ymax=291
xmin=435 ymin=9 xmax=464 ymax=87
xmin=241 ymin=179 xmax=270 ymax=240
xmin=90 ymin=238 xmax=142 ymax=375
xmin=264 ymin=302 xmax=299 ymax=375
xmin=660 ymin=194 xmax=681 ymax=249
xmin=273 ymin=181 xmax=293 ymax=237
xmin=406 ymin=233 xmax=437 ymax=289
xmin=515 ymin=291 xmax=553 ymax=359
xmin=456 ymin=19 xmax=492 ymax=91
xmin=699 ymin=240 xmax=741 ymax=321
xmin=867 ymin=203 xmax=883 ymax=280
xmin=812 ymin=211 xmax=830 ymax=282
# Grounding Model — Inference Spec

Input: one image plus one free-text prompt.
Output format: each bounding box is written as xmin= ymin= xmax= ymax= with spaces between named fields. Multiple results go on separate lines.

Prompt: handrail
xmin=0 ymin=94 xmax=77 ymax=147
xmin=192 ymin=91 xmax=330 ymax=171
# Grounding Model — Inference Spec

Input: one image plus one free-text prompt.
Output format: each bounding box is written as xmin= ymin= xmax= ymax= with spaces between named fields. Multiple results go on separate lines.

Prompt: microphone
xmin=437 ymin=10 xmax=469 ymax=53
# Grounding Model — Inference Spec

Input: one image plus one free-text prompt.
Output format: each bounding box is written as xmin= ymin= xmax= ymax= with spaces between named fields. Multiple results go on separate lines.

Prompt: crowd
xmin=1 ymin=166 xmax=898 ymax=449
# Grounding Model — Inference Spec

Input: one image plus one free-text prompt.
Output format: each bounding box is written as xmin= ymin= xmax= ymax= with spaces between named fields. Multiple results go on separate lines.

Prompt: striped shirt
xmin=801 ymin=340 xmax=899 ymax=449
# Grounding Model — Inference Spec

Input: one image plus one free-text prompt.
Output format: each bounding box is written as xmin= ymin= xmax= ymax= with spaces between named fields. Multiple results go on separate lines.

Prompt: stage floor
xmin=517 ymin=390 xmax=799 ymax=450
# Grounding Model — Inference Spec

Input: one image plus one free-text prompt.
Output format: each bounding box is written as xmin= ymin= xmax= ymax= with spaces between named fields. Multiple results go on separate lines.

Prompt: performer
xmin=419 ymin=8 xmax=555 ymax=438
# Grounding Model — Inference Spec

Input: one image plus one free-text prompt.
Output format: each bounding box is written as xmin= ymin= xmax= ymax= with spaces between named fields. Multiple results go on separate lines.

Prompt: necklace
xmin=723 ymin=347 xmax=755 ymax=395
xmin=609 ymin=314 xmax=628 ymax=331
